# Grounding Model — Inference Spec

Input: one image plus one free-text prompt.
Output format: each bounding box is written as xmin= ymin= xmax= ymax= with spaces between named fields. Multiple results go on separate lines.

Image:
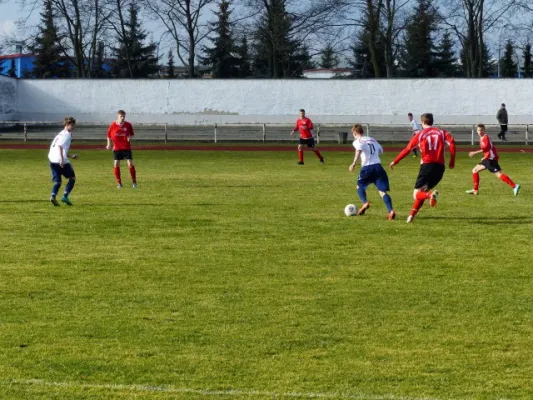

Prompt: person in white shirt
xmin=349 ymin=123 xmax=396 ymax=220
xmin=407 ymin=113 xmax=421 ymax=158
xmin=48 ymin=116 xmax=78 ymax=206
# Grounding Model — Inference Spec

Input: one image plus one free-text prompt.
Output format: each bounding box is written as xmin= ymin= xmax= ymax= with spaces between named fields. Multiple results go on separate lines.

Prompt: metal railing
xmin=0 ymin=121 xmax=530 ymax=145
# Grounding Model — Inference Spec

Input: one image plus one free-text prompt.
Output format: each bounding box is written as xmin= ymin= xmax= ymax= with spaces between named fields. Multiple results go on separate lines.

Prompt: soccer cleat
xmin=50 ymin=197 xmax=59 ymax=206
xmin=297 ymin=161 xmax=304 ymax=165
xmin=61 ymin=196 xmax=72 ymax=206
xmin=412 ymin=154 xmax=417 ymax=158
xmin=513 ymin=184 xmax=521 ymax=196
xmin=406 ymin=215 xmax=414 ymax=223
xmin=320 ymin=159 xmax=324 ymax=164
xmin=388 ymin=210 xmax=396 ymax=220
xmin=465 ymin=189 xmax=478 ymax=195
xmin=132 ymin=183 xmax=138 ymax=189
xmin=429 ymin=190 xmax=439 ymax=207
xmin=117 ymin=183 xmax=123 ymax=189
xmin=357 ymin=202 xmax=370 ymax=216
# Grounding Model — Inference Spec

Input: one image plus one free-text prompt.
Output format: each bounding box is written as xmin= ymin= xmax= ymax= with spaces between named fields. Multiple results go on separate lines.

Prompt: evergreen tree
xmin=399 ymin=0 xmax=438 ymax=77
xmin=31 ymin=0 xmax=70 ymax=78
xmin=167 ymin=50 xmax=175 ymax=78
xmin=319 ymin=44 xmax=339 ymax=69
xmin=500 ymin=39 xmax=517 ymax=78
xmin=235 ymin=36 xmax=252 ymax=78
xmin=110 ymin=2 xmax=158 ymax=78
xmin=252 ymin=0 xmax=306 ymax=78
xmin=460 ymin=39 xmax=493 ymax=77
xmin=433 ymin=31 xmax=458 ymax=77
xmin=522 ymin=43 xmax=532 ymax=77
xmin=200 ymin=0 xmax=239 ymax=78
xmin=92 ymin=41 xmax=107 ymax=78
xmin=349 ymin=22 xmax=386 ymax=78
xmin=8 ymin=59 xmax=17 ymax=78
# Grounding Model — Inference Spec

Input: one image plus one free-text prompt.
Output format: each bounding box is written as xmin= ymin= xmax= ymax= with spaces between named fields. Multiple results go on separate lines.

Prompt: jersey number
xmin=368 ymin=143 xmax=376 ymax=155
xmin=426 ymin=134 xmax=440 ymax=151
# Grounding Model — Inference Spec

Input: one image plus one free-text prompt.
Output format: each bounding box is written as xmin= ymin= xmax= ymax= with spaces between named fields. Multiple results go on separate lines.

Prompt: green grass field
xmin=0 ymin=147 xmax=532 ymax=400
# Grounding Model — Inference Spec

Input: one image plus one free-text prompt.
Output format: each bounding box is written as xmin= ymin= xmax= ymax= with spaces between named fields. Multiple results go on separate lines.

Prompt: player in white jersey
xmin=48 ymin=116 xmax=78 ymax=206
xmin=348 ymin=124 xmax=396 ymax=220
xmin=407 ymin=113 xmax=421 ymax=158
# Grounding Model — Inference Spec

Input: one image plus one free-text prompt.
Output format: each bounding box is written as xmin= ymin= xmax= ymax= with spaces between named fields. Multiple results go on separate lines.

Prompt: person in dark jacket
xmin=496 ymin=103 xmax=508 ymax=141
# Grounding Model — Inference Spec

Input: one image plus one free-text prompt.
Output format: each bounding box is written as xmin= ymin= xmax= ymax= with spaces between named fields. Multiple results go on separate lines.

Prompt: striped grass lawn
xmin=0 ymin=148 xmax=532 ymax=400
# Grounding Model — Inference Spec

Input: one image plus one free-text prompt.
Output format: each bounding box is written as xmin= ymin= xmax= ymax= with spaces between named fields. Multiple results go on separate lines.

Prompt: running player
xmin=407 ymin=112 xmax=421 ymax=158
xmin=290 ymin=109 xmax=324 ymax=165
xmin=466 ymin=123 xmax=520 ymax=196
xmin=390 ymin=113 xmax=456 ymax=223
xmin=349 ymin=123 xmax=395 ymax=220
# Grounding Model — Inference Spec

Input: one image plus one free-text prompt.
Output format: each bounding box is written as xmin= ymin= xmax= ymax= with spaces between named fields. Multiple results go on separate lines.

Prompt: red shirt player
xmin=466 ymin=123 xmax=520 ymax=196
xmin=106 ymin=109 xmax=137 ymax=188
xmin=290 ymin=109 xmax=324 ymax=165
xmin=389 ymin=113 xmax=456 ymax=223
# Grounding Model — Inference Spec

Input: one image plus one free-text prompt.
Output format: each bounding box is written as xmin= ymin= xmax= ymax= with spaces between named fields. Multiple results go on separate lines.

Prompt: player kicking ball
xmin=390 ymin=113 xmax=456 ymax=223
xmin=349 ymin=124 xmax=396 ymax=220
xmin=290 ymin=109 xmax=324 ymax=165
xmin=466 ymin=123 xmax=520 ymax=196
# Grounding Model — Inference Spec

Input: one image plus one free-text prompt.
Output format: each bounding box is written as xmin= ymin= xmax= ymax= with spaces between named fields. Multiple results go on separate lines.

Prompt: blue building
xmin=0 ymin=53 xmax=36 ymax=78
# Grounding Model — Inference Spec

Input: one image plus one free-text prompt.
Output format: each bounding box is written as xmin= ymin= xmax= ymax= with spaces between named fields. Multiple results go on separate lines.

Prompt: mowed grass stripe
xmin=0 ymin=149 xmax=532 ymax=400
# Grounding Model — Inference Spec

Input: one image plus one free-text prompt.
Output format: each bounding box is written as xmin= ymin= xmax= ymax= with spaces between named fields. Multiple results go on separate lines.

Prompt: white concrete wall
xmin=0 ymin=75 xmax=17 ymax=120
xmin=13 ymin=78 xmax=533 ymax=125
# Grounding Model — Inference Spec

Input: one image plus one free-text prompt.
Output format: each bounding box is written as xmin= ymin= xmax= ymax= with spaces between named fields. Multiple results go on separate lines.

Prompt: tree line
xmin=2 ymin=0 xmax=533 ymax=79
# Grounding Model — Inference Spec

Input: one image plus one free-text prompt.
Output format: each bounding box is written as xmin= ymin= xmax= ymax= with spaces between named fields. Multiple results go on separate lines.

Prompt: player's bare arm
xmin=468 ymin=150 xmax=483 ymax=158
xmin=349 ymin=150 xmax=361 ymax=172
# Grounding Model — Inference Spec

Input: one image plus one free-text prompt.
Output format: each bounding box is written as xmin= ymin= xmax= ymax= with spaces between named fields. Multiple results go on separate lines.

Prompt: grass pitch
xmin=0 ymin=147 xmax=532 ymax=400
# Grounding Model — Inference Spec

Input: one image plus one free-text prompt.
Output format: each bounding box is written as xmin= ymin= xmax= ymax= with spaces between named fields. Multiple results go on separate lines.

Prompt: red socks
xmin=415 ymin=191 xmax=431 ymax=200
xmin=298 ymin=150 xmax=304 ymax=162
xmin=314 ymin=149 xmax=323 ymax=161
xmin=129 ymin=166 xmax=137 ymax=184
xmin=114 ymin=167 xmax=121 ymax=184
xmin=473 ymin=173 xmax=480 ymax=191
xmin=499 ymin=174 xmax=515 ymax=188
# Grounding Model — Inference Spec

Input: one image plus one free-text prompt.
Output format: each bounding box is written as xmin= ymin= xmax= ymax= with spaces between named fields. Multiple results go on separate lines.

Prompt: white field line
xmin=1 ymin=378 xmax=448 ymax=400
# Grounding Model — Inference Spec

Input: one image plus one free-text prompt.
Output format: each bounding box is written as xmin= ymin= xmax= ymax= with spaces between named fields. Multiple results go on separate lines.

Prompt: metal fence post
xmin=526 ymin=125 xmax=529 ymax=146
xmin=316 ymin=126 xmax=320 ymax=144
xmin=471 ymin=125 xmax=475 ymax=145
xmin=164 ymin=123 xmax=168 ymax=143
xmin=24 ymin=123 xmax=27 ymax=142
xmin=366 ymin=123 xmax=369 ymax=136
xmin=214 ymin=123 xmax=217 ymax=143
xmin=262 ymin=124 xmax=266 ymax=143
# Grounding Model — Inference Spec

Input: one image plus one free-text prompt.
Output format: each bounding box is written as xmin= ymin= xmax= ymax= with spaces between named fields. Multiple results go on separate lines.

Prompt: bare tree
xmin=141 ymin=0 xmax=215 ymax=78
xmin=440 ymin=0 xmax=519 ymax=77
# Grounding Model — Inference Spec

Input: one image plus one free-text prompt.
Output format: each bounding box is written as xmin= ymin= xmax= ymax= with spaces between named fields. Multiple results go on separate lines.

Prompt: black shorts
xmin=299 ymin=137 xmax=315 ymax=148
xmin=480 ymin=159 xmax=501 ymax=173
xmin=414 ymin=163 xmax=445 ymax=190
xmin=50 ymin=162 xmax=75 ymax=182
xmin=113 ymin=150 xmax=133 ymax=160
xmin=500 ymin=125 xmax=508 ymax=132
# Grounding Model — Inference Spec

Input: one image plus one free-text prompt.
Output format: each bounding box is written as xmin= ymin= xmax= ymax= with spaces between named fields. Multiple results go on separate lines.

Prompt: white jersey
xmin=48 ymin=129 xmax=72 ymax=164
xmin=353 ymin=136 xmax=383 ymax=167
xmin=410 ymin=119 xmax=422 ymax=133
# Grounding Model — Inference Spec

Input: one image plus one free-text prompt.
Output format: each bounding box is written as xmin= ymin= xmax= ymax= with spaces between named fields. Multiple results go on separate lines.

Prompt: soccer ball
xmin=344 ymin=204 xmax=357 ymax=216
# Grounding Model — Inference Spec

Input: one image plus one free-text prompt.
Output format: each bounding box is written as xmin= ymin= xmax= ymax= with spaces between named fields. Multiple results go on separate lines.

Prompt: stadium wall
xmin=14 ymin=79 xmax=533 ymax=125
xmin=0 ymin=75 xmax=17 ymax=120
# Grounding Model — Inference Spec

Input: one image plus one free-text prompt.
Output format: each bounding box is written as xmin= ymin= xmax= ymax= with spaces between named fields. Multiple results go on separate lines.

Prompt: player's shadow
xmin=425 ymin=216 xmax=533 ymax=225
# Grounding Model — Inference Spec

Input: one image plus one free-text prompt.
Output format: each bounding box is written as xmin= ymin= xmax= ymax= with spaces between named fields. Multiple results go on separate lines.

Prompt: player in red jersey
xmin=389 ymin=113 xmax=456 ymax=223
xmin=466 ymin=123 xmax=520 ymax=196
xmin=290 ymin=109 xmax=324 ymax=165
xmin=106 ymin=110 xmax=137 ymax=188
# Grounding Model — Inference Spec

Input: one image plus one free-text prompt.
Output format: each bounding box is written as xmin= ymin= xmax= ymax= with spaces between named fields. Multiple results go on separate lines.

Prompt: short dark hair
xmin=501 ymin=103 xmax=506 ymax=107
xmin=299 ymin=109 xmax=305 ymax=113
xmin=63 ymin=116 xmax=76 ymax=126
xmin=421 ymin=113 xmax=434 ymax=126
xmin=407 ymin=113 xmax=413 ymax=117
xmin=476 ymin=123 xmax=485 ymax=130
xmin=117 ymin=110 xmax=126 ymax=116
